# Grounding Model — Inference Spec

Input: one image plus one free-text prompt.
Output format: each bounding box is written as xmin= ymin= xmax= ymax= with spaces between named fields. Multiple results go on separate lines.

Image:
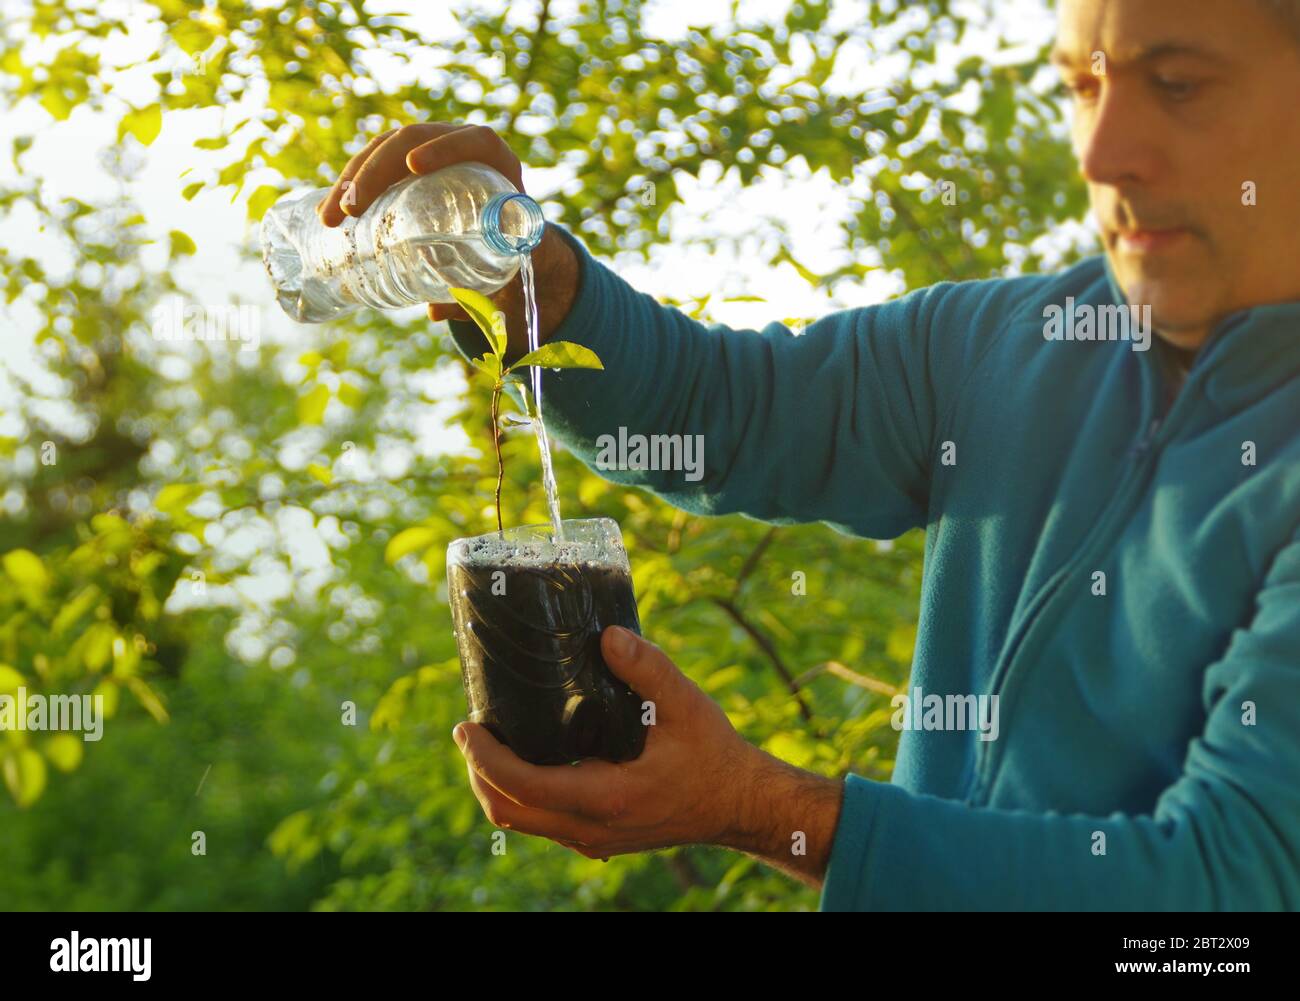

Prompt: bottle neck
xmin=481 ymin=192 xmax=545 ymax=255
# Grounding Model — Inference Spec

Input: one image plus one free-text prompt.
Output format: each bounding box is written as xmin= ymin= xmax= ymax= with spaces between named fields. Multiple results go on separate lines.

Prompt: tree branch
xmin=709 ymin=596 xmax=814 ymax=724
xmin=791 ymin=660 xmax=901 ymax=697
xmin=731 ymin=526 xmax=778 ymax=600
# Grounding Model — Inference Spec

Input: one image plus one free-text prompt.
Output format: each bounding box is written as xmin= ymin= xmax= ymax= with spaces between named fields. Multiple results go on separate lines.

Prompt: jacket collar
xmin=1099 ymin=252 xmax=1300 ymax=413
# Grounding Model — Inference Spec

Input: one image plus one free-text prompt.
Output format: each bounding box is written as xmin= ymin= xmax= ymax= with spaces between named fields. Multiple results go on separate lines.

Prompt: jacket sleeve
xmin=820 ymin=521 xmax=1300 ymax=910
xmin=448 ymin=222 xmax=962 ymax=540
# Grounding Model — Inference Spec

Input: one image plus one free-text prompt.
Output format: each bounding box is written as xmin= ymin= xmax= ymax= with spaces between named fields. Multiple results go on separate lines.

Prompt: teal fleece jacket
xmin=449 ymin=222 xmax=1300 ymax=911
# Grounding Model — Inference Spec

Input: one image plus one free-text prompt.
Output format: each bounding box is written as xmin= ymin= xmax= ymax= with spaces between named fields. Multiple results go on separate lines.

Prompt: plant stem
xmin=490 ymin=381 xmax=505 ymax=534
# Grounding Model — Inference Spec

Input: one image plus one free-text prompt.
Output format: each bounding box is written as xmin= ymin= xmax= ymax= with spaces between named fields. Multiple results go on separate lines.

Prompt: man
xmin=318 ymin=0 xmax=1300 ymax=909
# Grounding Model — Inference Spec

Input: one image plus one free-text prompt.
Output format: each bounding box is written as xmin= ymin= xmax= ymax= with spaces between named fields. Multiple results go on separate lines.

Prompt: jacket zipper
xmin=965 ymin=324 xmax=1237 ymax=805
xmin=968 ymin=421 xmax=1162 ymax=803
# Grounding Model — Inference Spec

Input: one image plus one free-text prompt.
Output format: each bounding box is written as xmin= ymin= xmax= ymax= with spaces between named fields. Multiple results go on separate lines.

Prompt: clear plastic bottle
xmin=260 ymin=161 xmax=546 ymax=323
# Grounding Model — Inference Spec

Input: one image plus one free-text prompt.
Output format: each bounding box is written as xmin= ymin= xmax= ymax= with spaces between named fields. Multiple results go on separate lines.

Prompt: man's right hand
xmin=318 ymin=123 xmax=579 ymax=354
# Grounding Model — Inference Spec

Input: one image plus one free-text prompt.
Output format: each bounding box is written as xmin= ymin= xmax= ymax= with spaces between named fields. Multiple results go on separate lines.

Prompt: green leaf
xmin=1 ymin=50 xmax=26 ymax=78
xmin=510 ymin=341 xmax=604 ymax=372
xmin=469 ymin=353 xmax=502 ymax=381
xmin=80 ymin=623 xmax=116 ymax=673
xmin=702 ymin=664 xmax=745 ymax=693
xmin=217 ymin=160 xmax=243 ymax=187
xmin=447 ymin=288 xmax=506 ymax=356
xmin=172 ymin=19 xmax=214 ymax=56
xmin=2 ymin=549 xmax=50 ymax=595
xmin=156 ymin=483 xmax=203 ymax=516
xmin=43 ymin=735 xmax=84 ymax=773
xmin=268 ymin=809 xmax=313 ymax=857
xmin=193 ymin=135 xmax=228 ymax=150
xmin=119 ymin=103 xmax=163 ymax=146
xmin=169 ymin=230 xmax=197 ymax=256
xmin=247 ymin=184 xmax=281 ymax=221
xmin=93 ymin=679 xmax=120 ymax=718
xmin=384 ymin=526 xmax=440 ymax=565
xmin=336 ymin=382 xmax=364 ymax=408
xmin=774 ymin=246 xmax=822 ymax=285
xmin=0 ymin=664 xmax=24 ymax=695
xmin=132 ymin=551 xmax=165 ymax=579
xmin=38 ymin=85 xmax=73 ymax=121
xmin=51 ymin=584 xmax=102 ymax=636
xmin=3 ymin=749 xmax=47 ymax=808
xmin=126 ymin=677 xmax=169 ymax=723
xmin=487 ymin=313 xmax=508 ymax=357
xmin=91 ymin=512 xmax=131 ymax=537
xmin=181 ymin=181 xmax=204 ymax=201
xmin=297 ymin=384 xmax=330 ymax=425
xmin=306 ymin=462 xmax=333 ymax=485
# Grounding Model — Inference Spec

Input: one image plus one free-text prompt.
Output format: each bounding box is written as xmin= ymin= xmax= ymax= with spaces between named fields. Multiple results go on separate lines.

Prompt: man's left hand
xmin=452 ymin=625 xmax=845 ymax=886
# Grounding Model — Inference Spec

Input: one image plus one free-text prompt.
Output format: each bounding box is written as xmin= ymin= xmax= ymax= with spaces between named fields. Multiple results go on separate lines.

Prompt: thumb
xmin=600 ymin=626 xmax=682 ymax=707
xmin=427 ymin=303 xmax=468 ymax=323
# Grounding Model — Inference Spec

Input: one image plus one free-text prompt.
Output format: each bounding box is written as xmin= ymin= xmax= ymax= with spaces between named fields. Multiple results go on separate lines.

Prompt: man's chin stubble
xmin=1104 ymin=242 xmax=1222 ymax=348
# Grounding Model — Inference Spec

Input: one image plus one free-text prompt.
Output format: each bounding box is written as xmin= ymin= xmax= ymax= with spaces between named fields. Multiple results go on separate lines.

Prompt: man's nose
xmin=1076 ymin=85 xmax=1162 ymax=188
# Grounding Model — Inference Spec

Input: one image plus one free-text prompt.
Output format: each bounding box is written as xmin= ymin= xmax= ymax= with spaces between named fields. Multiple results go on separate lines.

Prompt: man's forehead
xmin=1052 ymin=0 xmax=1238 ymax=67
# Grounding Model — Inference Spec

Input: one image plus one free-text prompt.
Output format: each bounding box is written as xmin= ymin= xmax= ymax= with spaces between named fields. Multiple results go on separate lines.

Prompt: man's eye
xmin=1058 ymin=77 xmax=1100 ymax=101
xmin=1155 ymin=77 xmax=1199 ymax=101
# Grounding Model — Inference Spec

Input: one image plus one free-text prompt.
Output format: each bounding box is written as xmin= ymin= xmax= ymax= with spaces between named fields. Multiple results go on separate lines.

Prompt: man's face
xmin=1054 ymin=0 xmax=1300 ymax=348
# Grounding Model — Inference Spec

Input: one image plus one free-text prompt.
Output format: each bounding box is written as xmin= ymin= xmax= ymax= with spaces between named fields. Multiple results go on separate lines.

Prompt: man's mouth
xmin=1112 ymin=226 xmax=1192 ymax=254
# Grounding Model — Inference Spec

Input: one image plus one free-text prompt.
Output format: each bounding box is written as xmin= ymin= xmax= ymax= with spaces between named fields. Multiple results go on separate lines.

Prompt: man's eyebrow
xmin=1049 ymin=42 xmax=1233 ymax=69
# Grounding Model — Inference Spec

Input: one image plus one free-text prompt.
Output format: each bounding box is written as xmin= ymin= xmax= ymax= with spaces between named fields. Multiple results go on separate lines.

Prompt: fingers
xmin=454 ymin=721 xmax=630 ymax=820
xmin=428 ymin=303 xmax=469 ymax=323
xmin=346 ymin=123 xmax=476 ymax=220
xmin=319 ymin=123 xmax=474 ymax=227
xmin=556 ymin=839 xmax=614 ymax=862
xmin=317 ymin=128 xmax=397 ymax=226
xmin=463 ymin=762 xmax=606 ymax=845
xmin=600 ymin=627 xmax=683 ymax=710
xmin=407 ymin=124 xmax=525 ymax=193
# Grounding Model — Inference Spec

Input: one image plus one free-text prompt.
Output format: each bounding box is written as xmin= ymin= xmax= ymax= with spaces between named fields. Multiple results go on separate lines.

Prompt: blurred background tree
xmin=0 ymin=0 xmax=1089 ymax=910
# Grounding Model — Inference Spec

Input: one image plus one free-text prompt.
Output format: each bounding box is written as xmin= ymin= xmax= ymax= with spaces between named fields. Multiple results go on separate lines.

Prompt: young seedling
xmin=448 ymin=287 xmax=603 ymax=533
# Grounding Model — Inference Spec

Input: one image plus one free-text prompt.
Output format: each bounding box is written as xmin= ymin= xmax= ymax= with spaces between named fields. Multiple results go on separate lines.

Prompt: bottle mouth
xmin=481 ymin=192 xmax=545 ymax=255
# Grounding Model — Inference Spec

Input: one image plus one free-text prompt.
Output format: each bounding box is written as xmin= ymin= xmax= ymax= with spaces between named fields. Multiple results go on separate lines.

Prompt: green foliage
xmin=118 ymin=104 xmax=163 ymax=147
xmin=448 ymin=288 xmax=506 ymax=354
xmin=448 ymin=284 xmax=603 ymax=533
xmin=512 ymin=342 xmax=603 ymax=372
xmin=0 ymin=0 xmax=1086 ymax=910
